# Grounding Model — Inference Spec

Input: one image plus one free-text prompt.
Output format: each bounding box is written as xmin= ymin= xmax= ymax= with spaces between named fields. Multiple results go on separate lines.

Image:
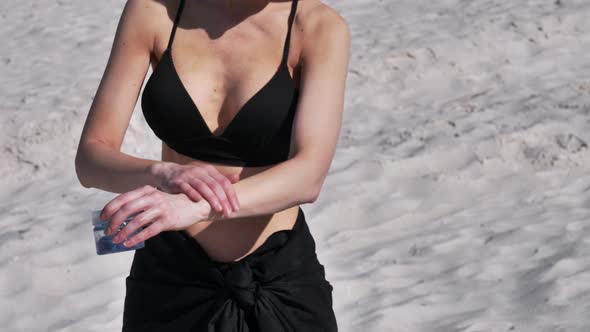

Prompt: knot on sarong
xmin=220 ymin=260 xmax=261 ymax=309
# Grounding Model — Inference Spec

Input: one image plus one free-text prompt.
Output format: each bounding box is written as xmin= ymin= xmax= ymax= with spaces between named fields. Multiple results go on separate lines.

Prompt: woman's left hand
xmin=99 ymin=185 xmax=213 ymax=247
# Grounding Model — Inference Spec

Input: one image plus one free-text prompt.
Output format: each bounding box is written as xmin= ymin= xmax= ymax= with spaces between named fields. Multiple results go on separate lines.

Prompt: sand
xmin=1 ymin=0 xmax=590 ymax=331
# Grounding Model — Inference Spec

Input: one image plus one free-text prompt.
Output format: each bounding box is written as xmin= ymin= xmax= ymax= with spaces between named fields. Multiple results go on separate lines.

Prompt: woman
xmin=75 ymin=0 xmax=349 ymax=330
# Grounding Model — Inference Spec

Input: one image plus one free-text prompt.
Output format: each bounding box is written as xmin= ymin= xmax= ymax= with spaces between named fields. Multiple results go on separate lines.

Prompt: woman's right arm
xmin=75 ymin=0 xmax=171 ymax=194
xmin=75 ymin=0 xmax=239 ymax=216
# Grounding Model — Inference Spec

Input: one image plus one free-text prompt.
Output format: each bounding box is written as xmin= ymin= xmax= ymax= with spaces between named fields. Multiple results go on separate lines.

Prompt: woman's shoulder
xmin=119 ymin=0 xmax=178 ymax=32
xmin=296 ymin=0 xmax=350 ymax=42
xmin=296 ymin=0 xmax=350 ymax=54
xmin=120 ymin=0 xmax=168 ymax=21
xmin=123 ymin=0 xmax=177 ymax=12
xmin=116 ymin=0 xmax=183 ymax=50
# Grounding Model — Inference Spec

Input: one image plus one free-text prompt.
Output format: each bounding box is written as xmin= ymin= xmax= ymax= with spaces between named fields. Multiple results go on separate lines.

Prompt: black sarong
xmin=122 ymin=207 xmax=338 ymax=331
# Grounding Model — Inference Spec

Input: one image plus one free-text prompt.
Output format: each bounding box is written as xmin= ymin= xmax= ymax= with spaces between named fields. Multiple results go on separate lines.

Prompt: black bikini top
xmin=141 ymin=0 xmax=299 ymax=167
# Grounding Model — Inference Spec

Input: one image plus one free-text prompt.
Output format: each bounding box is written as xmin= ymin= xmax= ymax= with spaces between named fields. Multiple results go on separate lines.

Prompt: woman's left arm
xmin=210 ymin=8 xmax=351 ymax=219
xmin=103 ymin=8 xmax=350 ymax=246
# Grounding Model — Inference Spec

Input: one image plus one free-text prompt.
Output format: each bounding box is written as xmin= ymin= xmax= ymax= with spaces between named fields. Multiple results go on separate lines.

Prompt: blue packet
xmin=91 ymin=210 xmax=145 ymax=255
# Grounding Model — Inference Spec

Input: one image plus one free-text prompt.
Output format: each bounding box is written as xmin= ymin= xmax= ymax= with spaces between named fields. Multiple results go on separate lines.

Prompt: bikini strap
xmin=167 ymin=0 xmax=187 ymax=51
xmin=281 ymin=0 xmax=299 ymax=66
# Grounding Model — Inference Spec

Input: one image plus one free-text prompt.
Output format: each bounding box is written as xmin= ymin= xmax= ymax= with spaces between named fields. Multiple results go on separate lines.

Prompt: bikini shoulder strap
xmin=167 ymin=0 xmax=187 ymax=51
xmin=281 ymin=0 xmax=299 ymax=66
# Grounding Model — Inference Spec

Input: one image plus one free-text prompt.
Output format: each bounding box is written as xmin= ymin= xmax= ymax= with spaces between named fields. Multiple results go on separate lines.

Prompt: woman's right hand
xmin=150 ymin=161 xmax=240 ymax=218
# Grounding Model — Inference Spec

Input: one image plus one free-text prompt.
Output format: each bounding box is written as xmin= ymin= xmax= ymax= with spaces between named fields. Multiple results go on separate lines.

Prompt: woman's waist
xmin=183 ymin=205 xmax=301 ymax=262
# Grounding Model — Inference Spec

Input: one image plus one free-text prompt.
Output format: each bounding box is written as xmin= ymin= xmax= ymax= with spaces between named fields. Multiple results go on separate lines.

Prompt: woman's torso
xmin=146 ymin=0 xmax=304 ymax=263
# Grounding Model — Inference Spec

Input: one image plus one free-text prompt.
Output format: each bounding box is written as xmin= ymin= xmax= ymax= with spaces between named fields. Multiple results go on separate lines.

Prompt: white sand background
xmin=2 ymin=0 xmax=590 ymax=331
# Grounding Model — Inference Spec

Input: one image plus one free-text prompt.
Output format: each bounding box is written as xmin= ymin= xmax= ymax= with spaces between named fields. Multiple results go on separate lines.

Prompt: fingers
xmin=122 ymin=221 xmax=165 ymax=248
xmin=186 ymin=177 xmax=224 ymax=213
xmin=198 ymin=174 xmax=234 ymax=218
xmin=112 ymin=207 xmax=161 ymax=244
xmin=179 ymin=182 xmax=204 ymax=202
xmin=104 ymin=187 xmax=158 ymax=235
xmin=101 ymin=185 xmax=157 ymax=221
xmin=229 ymin=173 xmax=240 ymax=183
xmin=156 ymin=163 xmax=240 ymax=219
xmin=230 ymin=174 xmax=241 ymax=208
xmin=206 ymin=169 xmax=240 ymax=212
